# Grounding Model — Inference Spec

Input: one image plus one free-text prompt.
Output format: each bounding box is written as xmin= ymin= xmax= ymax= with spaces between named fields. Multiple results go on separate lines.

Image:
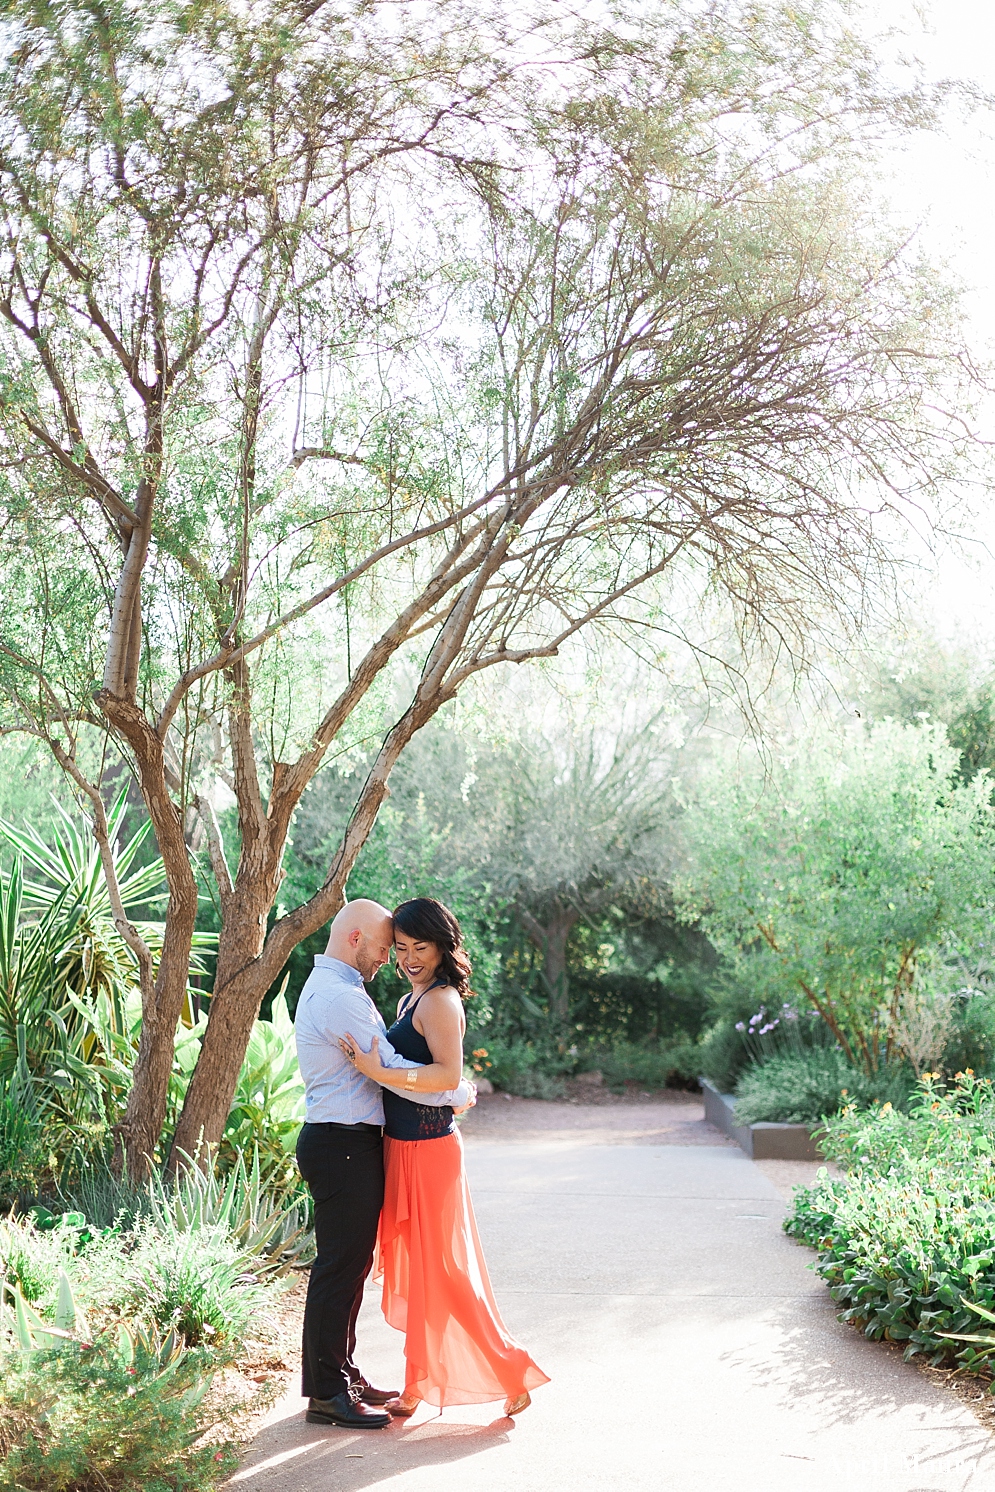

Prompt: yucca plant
xmin=0 ymin=862 xmax=98 ymax=1108
xmin=0 ymin=797 xmax=217 ymax=1176
xmin=2 ymin=791 xmax=215 ymax=1034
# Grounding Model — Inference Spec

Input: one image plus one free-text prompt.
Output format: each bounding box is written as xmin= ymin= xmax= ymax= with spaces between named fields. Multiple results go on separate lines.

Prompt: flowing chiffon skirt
xmin=376 ymin=1130 xmax=550 ymax=1407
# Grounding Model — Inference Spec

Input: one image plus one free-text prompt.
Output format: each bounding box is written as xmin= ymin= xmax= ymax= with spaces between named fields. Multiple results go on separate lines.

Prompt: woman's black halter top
xmin=382 ymin=982 xmax=456 ymax=1141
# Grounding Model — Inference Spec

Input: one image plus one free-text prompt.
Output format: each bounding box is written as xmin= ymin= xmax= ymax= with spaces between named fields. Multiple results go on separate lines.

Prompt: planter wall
xmin=700 ymin=1078 xmax=822 ymax=1161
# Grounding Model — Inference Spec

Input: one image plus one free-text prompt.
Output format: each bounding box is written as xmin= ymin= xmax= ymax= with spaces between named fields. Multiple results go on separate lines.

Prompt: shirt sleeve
xmin=340 ymin=987 xmax=468 ymax=1108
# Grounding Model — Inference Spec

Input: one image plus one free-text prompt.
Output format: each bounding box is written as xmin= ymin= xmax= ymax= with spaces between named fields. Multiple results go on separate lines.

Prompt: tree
xmin=473 ymin=718 xmax=676 ymax=1021
xmin=860 ymin=631 xmax=995 ymax=782
xmin=678 ymin=720 xmax=995 ymax=1073
xmin=0 ymin=0 xmax=976 ymax=1171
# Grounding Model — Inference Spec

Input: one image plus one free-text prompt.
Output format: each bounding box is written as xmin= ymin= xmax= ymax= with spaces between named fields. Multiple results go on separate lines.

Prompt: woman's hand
xmin=339 ymin=1032 xmax=387 ymax=1081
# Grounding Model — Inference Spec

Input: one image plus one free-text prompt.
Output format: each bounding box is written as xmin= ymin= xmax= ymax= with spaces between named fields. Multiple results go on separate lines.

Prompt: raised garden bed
xmin=700 ymin=1077 xmax=822 ymax=1160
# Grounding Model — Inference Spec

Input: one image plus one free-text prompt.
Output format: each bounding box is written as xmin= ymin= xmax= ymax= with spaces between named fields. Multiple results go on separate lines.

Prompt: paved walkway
xmin=231 ymin=1095 xmax=995 ymax=1492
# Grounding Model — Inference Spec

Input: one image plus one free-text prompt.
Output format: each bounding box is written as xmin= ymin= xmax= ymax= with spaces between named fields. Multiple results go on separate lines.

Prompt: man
xmin=294 ymin=897 xmax=474 ymax=1429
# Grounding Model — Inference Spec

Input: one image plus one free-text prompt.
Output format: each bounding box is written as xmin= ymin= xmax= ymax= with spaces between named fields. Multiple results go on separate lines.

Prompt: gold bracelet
xmin=405 ymin=1068 xmax=418 ymax=1091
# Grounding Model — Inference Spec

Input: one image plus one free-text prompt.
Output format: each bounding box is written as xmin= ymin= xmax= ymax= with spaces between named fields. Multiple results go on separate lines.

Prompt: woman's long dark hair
xmin=392 ymin=897 xmax=473 ymax=1001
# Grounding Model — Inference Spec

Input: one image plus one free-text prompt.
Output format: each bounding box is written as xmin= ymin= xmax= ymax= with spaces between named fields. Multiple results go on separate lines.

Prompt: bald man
xmin=294 ymin=899 xmax=474 ymax=1429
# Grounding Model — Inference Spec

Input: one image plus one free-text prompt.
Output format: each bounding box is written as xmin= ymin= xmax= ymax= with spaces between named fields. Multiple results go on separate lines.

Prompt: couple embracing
xmin=293 ymin=895 xmax=548 ymax=1428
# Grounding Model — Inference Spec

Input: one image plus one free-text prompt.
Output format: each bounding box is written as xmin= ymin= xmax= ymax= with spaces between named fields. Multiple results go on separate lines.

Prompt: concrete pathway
xmin=231 ymin=1097 xmax=995 ymax=1492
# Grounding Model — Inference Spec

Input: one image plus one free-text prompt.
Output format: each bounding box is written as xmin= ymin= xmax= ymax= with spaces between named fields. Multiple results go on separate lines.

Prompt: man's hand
xmin=453 ymin=1081 xmax=477 ymax=1117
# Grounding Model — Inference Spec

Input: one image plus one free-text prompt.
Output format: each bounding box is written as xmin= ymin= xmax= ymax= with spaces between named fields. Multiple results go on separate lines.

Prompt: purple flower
xmin=735 ymin=1022 xmax=746 ymax=1031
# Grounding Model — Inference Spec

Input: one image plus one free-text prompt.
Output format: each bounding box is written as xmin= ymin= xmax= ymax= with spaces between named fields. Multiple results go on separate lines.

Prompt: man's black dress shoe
xmin=305 ymin=1392 xmax=390 ymax=1428
xmin=353 ymin=1375 xmax=400 ymax=1406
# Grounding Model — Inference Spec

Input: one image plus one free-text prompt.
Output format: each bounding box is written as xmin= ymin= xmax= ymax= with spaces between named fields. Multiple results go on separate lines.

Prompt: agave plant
xmin=146 ymin=1145 xmax=313 ymax=1278
xmin=1 ymin=1266 xmax=206 ymax=1410
xmin=0 ymin=1268 xmax=86 ymax=1354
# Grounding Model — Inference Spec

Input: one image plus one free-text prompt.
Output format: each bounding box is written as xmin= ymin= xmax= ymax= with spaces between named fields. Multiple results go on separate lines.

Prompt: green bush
xmin=0 ymin=1145 xmax=307 ymax=1354
xmin=0 ymin=1336 xmax=236 ymax=1492
xmin=695 ymin=1019 xmax=750 ymax=1093
xmin=480 ymin=1038 xmax=569 ymax=1099
xmin=591 ymin=1039 xmax=700 ymax=1091
xmin=785 ymin=1072 xmax=995 ymax=1369
xmin=733 ymin=1049 xmax=911 ymax=1126
xmin=122 ymin=1223 xmax=274 ymax=1348
xmin=942 ymin=990 xmax=995 ymax=1078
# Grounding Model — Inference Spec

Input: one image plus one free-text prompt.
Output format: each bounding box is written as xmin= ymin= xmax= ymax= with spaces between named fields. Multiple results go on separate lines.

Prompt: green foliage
xmin=121 ymin=1224 xmax=273 ymax=1348
xmin=172 ymin=994 xmax=307 ymax=1188
xmin=695 ymin=1019 xmax=751 ymax=1094
xmin=0 ymin=1330 xmax=234 ymax=1491
xmin=0 ymin=1146 xmax=307 ymax=1361
xmin=733 ymin=1048 xmax=909 ymax=1126
xmin=588 ymin=1039 xmax=701 ymax=1091
xmin=680 ymin=721 xmax=995 ymax=1074
xmin=144 ymin=1147 xmax=313 ymax=1280
xmin=942 ymin=990 xmax=995 ymax=1078
xmin=785 ymin=1073 xmax=995 ymax=1369
xmin=0 ymin=796 xmax=216 ymax=1183
xmin=0 ymin=1271 xmax=239 ymax=1490
xmin=479 ymin=1038 xmax=570 ymax=1100
xmin=0 ymin=1087 xmax=44 ymax=1209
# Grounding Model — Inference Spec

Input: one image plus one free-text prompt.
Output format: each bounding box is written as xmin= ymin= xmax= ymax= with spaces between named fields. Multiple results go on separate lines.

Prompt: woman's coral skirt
xmin=376 ymin=1130 xmax=550 ymax=1407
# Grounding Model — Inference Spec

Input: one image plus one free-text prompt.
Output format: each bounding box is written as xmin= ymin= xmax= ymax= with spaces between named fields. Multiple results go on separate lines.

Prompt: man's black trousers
xmin=296 ymin=1122 xmax=384 ymax=1400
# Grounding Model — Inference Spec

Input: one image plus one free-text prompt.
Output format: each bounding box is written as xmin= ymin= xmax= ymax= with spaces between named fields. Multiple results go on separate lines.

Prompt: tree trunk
xmin=520 ymin=900 xmax=580 ymax=1022
xmin=96 ymin=691 xmax=199 ymax=1180
xmin=167 ymin=893 xmax=272 ymax=1167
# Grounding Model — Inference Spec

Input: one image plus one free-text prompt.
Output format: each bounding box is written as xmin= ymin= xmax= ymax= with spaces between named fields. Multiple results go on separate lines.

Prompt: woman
xmin=341 ymin=897 xmax=549 ymax=1417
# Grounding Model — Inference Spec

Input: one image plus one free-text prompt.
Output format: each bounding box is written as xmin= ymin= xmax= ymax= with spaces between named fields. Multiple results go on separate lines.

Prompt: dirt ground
xmin=458 ymin=1084 xmax=735 ymax=1145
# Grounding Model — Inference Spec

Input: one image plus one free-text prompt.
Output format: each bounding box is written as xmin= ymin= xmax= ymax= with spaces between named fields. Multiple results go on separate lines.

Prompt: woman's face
xmin=394 ymin=930 xmax=442 ymax=985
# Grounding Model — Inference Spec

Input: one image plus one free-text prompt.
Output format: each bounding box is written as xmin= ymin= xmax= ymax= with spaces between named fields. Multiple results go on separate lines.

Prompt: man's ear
xmin=348 ymin=927 xmax=363 ymax=947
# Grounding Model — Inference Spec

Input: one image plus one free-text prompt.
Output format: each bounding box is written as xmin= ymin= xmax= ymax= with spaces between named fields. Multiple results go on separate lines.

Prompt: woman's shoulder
xmin=416 ymin=983 xmax=463 ymax=1022
xmin=422 ymin=982 xmax=461 ymax=1006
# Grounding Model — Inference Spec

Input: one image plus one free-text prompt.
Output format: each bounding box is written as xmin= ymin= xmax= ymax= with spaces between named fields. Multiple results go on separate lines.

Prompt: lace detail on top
xmin=382 ymin=986 xmax=455 ymax=1142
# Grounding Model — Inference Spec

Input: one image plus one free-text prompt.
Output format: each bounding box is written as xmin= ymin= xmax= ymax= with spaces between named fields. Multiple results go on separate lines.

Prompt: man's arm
xmin=331 ymin=986 xmax=470 ymax=1107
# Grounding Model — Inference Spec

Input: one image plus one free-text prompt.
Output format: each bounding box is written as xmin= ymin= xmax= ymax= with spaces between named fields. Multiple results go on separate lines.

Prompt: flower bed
xmin=786 ymin=1073 xmax=995 ymax=1371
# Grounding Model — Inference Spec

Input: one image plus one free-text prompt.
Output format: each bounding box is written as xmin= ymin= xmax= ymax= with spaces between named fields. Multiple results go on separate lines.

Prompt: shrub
xmin=942 ymin=990 xmax=995 ymax=1078
xmin=0 ymin=1274 xmax=240 ymax=1492
xmin=733 ymin=1049 xmax=911 ymax=1126
xmin=117 ymin=1223 xmax=274 ymax=1348
xmin=785 ymin=1072 xmax=995 ymax=1369
xmin=0 ymin=1147 xmax=306 ymax=1354
xmin=0 ymin=1090 xmax=44 ymax=1209
xmin=481 ymin=1038 xmax=569 ymax=1099
xmin=695 ymin=1018 xmax=751 ymax=1093
xmin=0 ymin=1337 xmax=236 ymax=1492
xmin=592 ymin=1039 xmax=700 ymax=1091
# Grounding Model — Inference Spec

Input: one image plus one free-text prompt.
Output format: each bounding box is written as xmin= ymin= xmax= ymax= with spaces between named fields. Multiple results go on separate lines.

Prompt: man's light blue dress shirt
xmin=294 ymin=954 xmax=469 ymax=1125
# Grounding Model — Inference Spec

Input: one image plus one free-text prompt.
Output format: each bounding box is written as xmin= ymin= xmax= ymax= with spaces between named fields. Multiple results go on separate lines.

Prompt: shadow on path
xmin=231 ymin=1410 xmax=514 ymax=1491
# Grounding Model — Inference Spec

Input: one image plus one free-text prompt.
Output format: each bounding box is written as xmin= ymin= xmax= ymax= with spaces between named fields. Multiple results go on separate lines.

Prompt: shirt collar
xmin=313 ymin=954 xmax=367 ymax=988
